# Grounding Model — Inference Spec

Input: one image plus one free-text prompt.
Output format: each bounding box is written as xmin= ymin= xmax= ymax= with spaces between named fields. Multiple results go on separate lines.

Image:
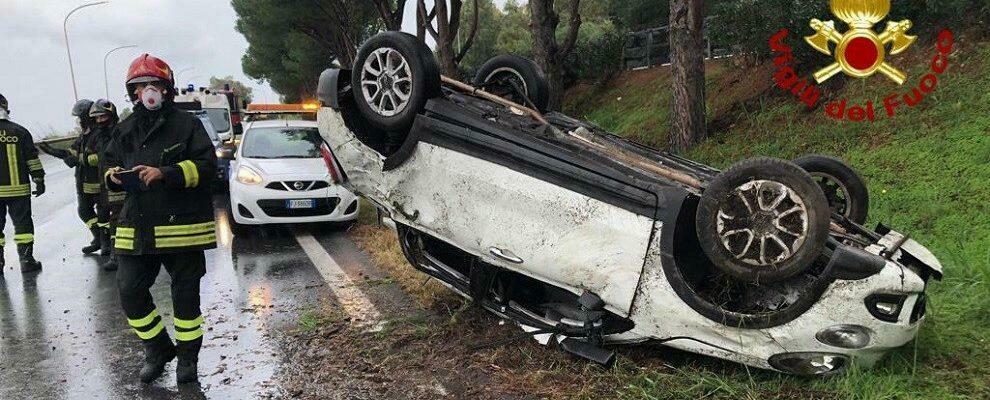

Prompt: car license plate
xmin=286 ymin=199 xmax=315 ymax=209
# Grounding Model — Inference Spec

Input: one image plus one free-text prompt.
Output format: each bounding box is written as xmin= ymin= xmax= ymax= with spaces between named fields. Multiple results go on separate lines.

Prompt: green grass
xmin=565 ymin=38 xmax=990 ymax=399
xmin=297 ymin=306 xmax=345 ymax=332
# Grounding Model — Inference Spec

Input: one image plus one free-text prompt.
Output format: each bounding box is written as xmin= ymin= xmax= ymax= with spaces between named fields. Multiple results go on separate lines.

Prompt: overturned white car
xmin=315 ymin=32 xmax=942 ymax=376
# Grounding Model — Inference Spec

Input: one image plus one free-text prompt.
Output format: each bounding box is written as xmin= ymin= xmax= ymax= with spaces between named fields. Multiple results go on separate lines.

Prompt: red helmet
xmin=126 ymin=54 xmax=174 ymax=98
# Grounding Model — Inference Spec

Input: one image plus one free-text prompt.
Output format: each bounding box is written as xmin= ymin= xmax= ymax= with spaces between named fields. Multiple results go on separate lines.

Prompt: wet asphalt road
xmin=0 ymin=155 xmax=388 ymax=399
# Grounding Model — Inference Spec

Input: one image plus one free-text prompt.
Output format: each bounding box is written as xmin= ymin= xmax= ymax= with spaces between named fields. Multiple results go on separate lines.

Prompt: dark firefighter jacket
xmin=104 ymin=104 xmax=217 ymax=255
xmin=0 ymin=119 xmax=45 ymax=198
xmin=93 ymin=123 xmax=126 ymax=205
xmin=47 ymin=128 xmax=104 ymax=194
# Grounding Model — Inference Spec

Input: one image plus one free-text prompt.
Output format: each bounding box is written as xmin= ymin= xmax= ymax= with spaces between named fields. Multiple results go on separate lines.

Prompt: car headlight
xmin=236 ymin=166 xmax=263 ymax=185
xmin=865 ymin=293 xmax=907 ymax=322
xmin=768 ymin=352 xmax=849 ymax=376
xmin=816 ymin=325 xmax=872 ymax=349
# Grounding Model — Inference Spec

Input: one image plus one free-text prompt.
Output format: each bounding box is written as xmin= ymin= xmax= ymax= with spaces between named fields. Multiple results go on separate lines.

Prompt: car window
xmin=204 ymin=108 xmax=231 ymax=132
xmin=241 ymin=127 xmax=322 ymax=159
xmin=197 ymin=117 xmax=219 ymax=142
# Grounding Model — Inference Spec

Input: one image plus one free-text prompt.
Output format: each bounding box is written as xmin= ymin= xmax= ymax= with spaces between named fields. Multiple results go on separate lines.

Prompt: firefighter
xmin=0 ymin=92 xmax=46 ymax=276
xmin=39 ymin=99 xmax=104 ymax=254
xmin=89 ymin=99 xmax=120 ymax=270
xmin=104 ymin=54 xmax=217 ymax=384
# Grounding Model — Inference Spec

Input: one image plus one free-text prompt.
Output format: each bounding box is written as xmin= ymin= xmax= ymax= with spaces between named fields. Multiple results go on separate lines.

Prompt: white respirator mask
xmin=140 ymin=86 xmax=164 ymax=110
xmin=0 ymin=109 xmax=8 ymax=120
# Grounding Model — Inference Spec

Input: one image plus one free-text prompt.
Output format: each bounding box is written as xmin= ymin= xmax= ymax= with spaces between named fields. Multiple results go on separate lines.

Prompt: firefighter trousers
xmin=117 ymin=251 xmax=206 ymax=358
xmin=0 ymin=196 xmax=35 ymax=247
xmin=78 ymin=191 xmax=103 ymax=230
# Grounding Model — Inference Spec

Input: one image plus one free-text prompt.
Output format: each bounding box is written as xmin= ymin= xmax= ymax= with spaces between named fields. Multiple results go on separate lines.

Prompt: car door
xmin=385 ymin=125 xmax=655 ymax=317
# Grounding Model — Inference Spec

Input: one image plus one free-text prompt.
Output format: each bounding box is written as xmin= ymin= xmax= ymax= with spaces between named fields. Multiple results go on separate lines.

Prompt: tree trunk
xmin=417 ymin=0 xmax=477 ymax=77
xmin=529 ymin=0 xmax=580 ymax=111
xmin=669 ymin=0 xmax=707 ymax=151
xmin=529 ymin=0 xmax=558 ymax=108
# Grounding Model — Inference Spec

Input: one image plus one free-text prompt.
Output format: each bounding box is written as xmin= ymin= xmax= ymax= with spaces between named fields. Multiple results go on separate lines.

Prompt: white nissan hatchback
xmin=227 ymin=120 xmax=359 ymax=227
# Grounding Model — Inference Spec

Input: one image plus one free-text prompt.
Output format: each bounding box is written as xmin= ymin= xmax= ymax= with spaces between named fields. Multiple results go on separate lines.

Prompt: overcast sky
xmin=1 ymin=0 xmax=512 ymax=136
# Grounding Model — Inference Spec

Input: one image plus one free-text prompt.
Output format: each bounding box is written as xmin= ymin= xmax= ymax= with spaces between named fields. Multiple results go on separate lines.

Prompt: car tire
xmin=793 ymin=155 xmax=869 ymax=224
xmin=351 ymin=31 xmax=441 ymax=132
xmin=473 ymin=55 xmax=550 ymax=112
xmin=696 ymin=157 xmax=830 ymax=284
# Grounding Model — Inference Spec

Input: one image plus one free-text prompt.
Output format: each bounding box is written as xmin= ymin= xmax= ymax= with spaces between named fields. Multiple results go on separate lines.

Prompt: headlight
xmin=865 ymin=293 xmax=907 ymax=322
xmin=236 ymin=166 xmax=263 ymax=185
xmin=768 ymin=352 xmax=849 ymax=376
xmin=816 ymin=325 xmax=872 ymax=349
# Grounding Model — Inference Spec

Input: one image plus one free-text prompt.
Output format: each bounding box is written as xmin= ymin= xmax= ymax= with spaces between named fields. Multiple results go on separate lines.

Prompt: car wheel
xmin=696 ymin=157 xmax=830 ymax=283
xmin=473 ymin=55 xmax=550 ymax=112
xmin=351 ymin=31 xmax=441 ymax=132
xmin=793 ymin=155 xmax=869 ymax=224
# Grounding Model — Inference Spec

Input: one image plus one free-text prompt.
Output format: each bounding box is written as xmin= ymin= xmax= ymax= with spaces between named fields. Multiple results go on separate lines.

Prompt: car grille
xmin=257 ymin=198 xmax=340 ymax=217
xmin=265 ymin=181 xmax=330 ymax=191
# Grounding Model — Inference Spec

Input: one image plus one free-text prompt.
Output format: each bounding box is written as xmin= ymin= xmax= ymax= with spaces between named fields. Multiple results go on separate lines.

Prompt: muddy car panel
xmin=321 ymin=106 xmax=654 ymax=317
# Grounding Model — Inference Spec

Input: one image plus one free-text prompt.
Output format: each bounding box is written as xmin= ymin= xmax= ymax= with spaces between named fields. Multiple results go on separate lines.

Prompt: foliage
xmin=612 ymin=0 xmax=668 ymax=31
xmin=232 ymin=0 xmax=381 ymax=103
xmin=565 ymin=19 xmax=626 ymax=83
xmin=708 ymin=0 xmax=989 ymax=61
xmin=209 ymin=76 xmax=254 ymax=103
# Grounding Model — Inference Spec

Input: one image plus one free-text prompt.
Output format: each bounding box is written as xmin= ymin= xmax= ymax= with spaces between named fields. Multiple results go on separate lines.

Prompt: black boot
xmin=140 ymin=333 xmax=177 ymax=383
xmin=17 ymin=244 xmax=41 ymax=273
xmin=100 ymin=228 xmax=117 ymax=271
xmin=175 ymin=338 xmax=201 ymax=384
xmin=100 ymin=227 xmax=112 ymax=257
xmin=103 ymin=254 xmax=118 ymax=271
xmin=82 ymin=226 xmax=101 ymax=254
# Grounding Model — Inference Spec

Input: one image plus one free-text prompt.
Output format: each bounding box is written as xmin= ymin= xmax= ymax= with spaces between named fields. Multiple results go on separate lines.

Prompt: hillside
xmin=563 ymin=34 xmax=990 ymax=398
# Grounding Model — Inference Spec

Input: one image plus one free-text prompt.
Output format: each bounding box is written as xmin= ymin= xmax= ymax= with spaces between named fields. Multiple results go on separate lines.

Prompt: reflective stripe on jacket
xmin=105 ymin=104 xmax=217 ymax=255
xmin=73 ymin=127 xmax=104 ymax=194
xmin=0 ymin=120 xmax=44 ymax=198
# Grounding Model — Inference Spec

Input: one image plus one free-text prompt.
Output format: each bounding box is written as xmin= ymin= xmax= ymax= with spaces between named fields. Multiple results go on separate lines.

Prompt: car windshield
xmin=204 ymin=108 xmax=231 ymax=133
xmin=241 ymin=127 xmax=322 ymax=159
xmin=196 ymin=116 xmax=219 ymax=142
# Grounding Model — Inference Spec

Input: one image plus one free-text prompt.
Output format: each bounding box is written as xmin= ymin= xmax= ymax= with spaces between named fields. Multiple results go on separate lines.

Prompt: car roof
xmin=243 ymin=120 xmax=318 ymax=130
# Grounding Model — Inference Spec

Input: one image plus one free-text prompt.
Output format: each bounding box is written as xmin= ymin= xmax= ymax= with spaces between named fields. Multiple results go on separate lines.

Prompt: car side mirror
xmin=218 ymin=145 xmax=236 ymax=160
xmin=218 ymin=131 xmax=232 ymax=142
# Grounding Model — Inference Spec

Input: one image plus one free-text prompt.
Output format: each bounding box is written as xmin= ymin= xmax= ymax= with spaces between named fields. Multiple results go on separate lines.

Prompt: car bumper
xmin=622 ymin=229 xmax=936 ymax=376
xmin=229 ymin=180 xmax=360 ymax=225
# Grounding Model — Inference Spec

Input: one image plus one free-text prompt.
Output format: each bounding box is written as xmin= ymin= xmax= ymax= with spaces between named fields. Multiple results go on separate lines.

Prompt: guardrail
xmin=623 ymin=24 xmax=731 ymax=70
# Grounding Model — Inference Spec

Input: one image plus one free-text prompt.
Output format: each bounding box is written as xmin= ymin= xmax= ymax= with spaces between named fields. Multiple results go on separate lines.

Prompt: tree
xmin=668 ymin=0 xmax=706 ymax=151
xmin=458 ymin=0 xmax=502 ymax=72
xmin=370 ymin=0 xmax=407 ymax=31
xmin=417 ymin=0 xmax=481 ymax=76
xmin=613 ymin=0 xmax=667 ymax=31
xmin=528 ymin=0 xmax=582 ymax=111
xmin=233 ymin=0 xmax=381 ymax=102
xmin=209 ymin=76 xmax=254 ymax=104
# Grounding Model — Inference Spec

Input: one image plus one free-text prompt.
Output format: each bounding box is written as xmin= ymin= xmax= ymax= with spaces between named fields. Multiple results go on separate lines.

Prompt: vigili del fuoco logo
xmin=768 ymin=0 xmax=955 ymax=122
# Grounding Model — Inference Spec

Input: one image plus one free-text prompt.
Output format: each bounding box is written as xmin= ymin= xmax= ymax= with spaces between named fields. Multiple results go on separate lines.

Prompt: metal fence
xmin=623 ymin=23 xmax=731 ymax=70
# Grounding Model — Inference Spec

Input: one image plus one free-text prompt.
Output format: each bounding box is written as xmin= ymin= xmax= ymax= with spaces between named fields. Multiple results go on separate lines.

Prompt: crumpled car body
xmin=315 ymin=68 xmax=942 ymax=376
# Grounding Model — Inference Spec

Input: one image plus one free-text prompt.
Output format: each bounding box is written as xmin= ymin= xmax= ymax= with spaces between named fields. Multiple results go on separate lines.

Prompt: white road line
xmin=294 ymin=232 xmax=382 ymax=326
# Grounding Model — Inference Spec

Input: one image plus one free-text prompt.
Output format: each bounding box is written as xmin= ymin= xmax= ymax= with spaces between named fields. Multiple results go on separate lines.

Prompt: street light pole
xmin=104 ymin=45 xmax=137 ymax=99
xmin=175 ymin=67 xmax=195 ymax=84
xmin=64 ymin=1 xmax=109 ymax=102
